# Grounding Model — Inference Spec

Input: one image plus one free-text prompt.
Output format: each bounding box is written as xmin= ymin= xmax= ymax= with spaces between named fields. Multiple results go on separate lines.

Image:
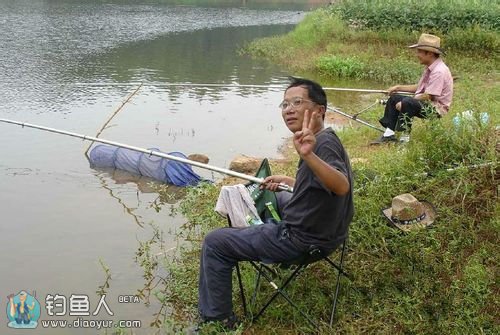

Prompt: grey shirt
xmin=283 ymin=128 xmax=354 ymax=251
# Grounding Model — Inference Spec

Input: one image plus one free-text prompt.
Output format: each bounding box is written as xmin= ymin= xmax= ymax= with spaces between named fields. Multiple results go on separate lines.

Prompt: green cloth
xmin=245 ymin=159 xmax=280 ymax=221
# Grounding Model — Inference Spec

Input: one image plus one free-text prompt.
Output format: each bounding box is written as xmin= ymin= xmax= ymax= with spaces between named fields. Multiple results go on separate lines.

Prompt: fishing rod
xmin=84 ymin=83 xmax=143 ymax=158
xmin=325 ymin=88 xmax=411 ymax=94
xmin=158 ymin=82 xmax=412 ymax=95
xmin=328 ymin=106 xmax=384 ymax=133
xmin=162 ymin=84 xmax=387 ymax=133
xmin=0 ymin=119 xmax=293 ymax=193
xmin=351 ymin=100 xmax=384 ymax=120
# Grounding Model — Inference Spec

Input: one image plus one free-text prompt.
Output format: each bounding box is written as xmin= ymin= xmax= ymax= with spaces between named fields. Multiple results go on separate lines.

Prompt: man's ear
xmin=318 ymin=105 xmax=326 ymax=120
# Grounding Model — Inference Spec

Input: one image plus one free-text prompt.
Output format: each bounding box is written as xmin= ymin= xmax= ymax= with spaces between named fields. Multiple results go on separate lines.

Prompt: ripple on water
xmin=0 ymin=2 xmax=305 ymax=116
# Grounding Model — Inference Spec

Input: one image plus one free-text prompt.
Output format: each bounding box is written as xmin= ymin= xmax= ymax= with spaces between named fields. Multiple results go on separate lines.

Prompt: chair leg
xmin=329 ymin=241 xmax=347 ymax=326
xmin=324 ymin=257 xmax=350 ymax=280
xmin=230 ymin=218 xmax=249 ymax=317
xmin=252 ymin=265 xmax=318 ymax=329
xmin=250 ymin=265 xmax=263 ymax=309
xmin=248 ymin=261 xmax=281 ymax=317
xmin=252 ymin=265 xmax=302 ymax=321
xmin=329 ymin=265 xmax=343 ymax=326
xmin=245 ymin=240 xmax=350 ymax=329
xmin=235 ymin=263 xmax=247 ymax=317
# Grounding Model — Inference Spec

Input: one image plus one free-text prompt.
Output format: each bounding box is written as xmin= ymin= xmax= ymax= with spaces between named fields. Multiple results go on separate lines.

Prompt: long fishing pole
xmin=164 ymin=83 xmax=391 ymax=133
xmin=0 ymin=119 xmax=293 ymax=193
xmin=84 ymin=83 xmax=143 ymax=158
xmin=158 ymin=82 xmax=412 ymax=95
xmin=327 ymin=106 xmax=384 ymax=132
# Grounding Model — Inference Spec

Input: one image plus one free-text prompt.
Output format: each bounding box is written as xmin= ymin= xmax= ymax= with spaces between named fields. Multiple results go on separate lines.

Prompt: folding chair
xmin=230 ymin=159 xmax=350 ymax=329
xmin=240 ymin=239 xmax=349 ymax=330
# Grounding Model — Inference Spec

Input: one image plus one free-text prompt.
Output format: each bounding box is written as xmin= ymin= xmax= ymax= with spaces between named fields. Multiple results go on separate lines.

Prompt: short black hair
xmin=286 ymin=77 xmax=327 ymax=109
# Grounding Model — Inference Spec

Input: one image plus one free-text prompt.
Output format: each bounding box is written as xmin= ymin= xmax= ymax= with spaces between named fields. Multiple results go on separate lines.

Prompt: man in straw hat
xmin=382 ymin=193 xmax=437 ymax=232
xmin=371 ymin=33 xmax=453 ymax=145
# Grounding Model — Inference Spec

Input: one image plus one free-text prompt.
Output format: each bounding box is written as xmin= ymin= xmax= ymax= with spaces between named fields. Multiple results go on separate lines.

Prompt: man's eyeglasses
xmin=279 ymin=97 xmax=315 ymax=111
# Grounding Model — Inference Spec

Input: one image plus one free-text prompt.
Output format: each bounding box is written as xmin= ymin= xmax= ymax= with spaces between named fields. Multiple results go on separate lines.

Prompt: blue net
xmin=89 ymin=144 xmax=202 ymax=187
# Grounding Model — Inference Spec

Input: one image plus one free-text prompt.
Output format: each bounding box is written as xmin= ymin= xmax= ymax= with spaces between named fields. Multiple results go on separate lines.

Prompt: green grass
xmin=316 ymin=54 xmax=422 ymax=83
xmin=155 ymin=2 xmax=499 ymax=334
xmin=157 ymin=87 xmax=498 ymax=333
xmin=159 ymin=114 xmax=498 ymax=334
xmin=333 ymin=0 xmax=499 ymax=32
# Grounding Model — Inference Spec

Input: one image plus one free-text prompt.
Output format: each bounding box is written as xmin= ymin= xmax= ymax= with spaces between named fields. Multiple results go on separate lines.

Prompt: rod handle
xmin=278 ymin=183 xmax=293 ymax=193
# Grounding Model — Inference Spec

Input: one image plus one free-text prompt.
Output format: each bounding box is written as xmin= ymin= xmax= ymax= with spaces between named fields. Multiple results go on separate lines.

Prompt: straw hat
xmin=382 ymin=193 xmax=437 ymax=232
xmin=408 ymin=33 xmax=443 ymax=54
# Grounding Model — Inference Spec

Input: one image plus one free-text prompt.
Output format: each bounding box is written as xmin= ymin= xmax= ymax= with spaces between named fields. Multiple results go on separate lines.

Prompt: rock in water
xmin=229 ymin=155 xmax=262 ymax=174
xmin=188 ymin=154 xmax=210 ymax=164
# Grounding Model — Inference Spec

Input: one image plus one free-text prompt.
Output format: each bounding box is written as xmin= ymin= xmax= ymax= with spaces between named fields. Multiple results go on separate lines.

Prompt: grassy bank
xmin=158 ymin=121 xmax=498 ymax=334
xmin=243 ymin=0 xmax=498 ymax=83
xmin=154 ymin=1 xmax=499 ymax=334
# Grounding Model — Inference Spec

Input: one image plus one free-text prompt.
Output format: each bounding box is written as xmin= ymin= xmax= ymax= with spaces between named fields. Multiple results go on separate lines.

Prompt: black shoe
xmin=370 ymin=135 xmax=397 ymax=145
xmin=220 ymin=314 xmax=240 ymax=331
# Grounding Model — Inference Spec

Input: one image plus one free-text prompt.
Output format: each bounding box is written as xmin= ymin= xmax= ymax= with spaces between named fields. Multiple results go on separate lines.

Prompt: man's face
xmin=416 ymin=49 xmax=434 ymax=65
xmin=281 ymin=86 xmax=321 ymax=133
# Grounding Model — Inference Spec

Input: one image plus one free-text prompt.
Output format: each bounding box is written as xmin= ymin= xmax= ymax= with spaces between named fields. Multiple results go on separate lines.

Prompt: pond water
xmin=0 ymin=0 xmax=361 ymax=333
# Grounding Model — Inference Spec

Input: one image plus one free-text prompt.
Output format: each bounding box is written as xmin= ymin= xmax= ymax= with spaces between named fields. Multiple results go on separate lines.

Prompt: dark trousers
xmin=199 ymin=192 xmax=302 ymax=320
xmin=198 ymin=223 xmax=304 ymax=320
xmin=379 ymin=95 xmax=435 ymax=132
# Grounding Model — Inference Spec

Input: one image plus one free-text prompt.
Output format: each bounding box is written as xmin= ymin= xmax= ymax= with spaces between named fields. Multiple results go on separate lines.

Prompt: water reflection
xmin=94 ymin=170 xmax=147 ymax=228
xmin=0 ymin=1 xmax=306 ymax=115
xmin=75 ymin=25 xmax=298 ymax=103
xmin=94 ymin=167 xmax=187 ymax=199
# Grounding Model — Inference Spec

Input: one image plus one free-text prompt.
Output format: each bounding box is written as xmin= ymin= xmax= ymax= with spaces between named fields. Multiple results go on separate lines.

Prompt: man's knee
xmin=395 ymin=101 xmax=402 ymax=111
xmin=387 ymin=95 xmax=398 ymax=105
xmin=203 ymin=228 xmax=226 ymax=250
xmin=387 ymin=95 xmax=404 ymax=111
xmin=400 ymin=97 xmax=421 ymax=114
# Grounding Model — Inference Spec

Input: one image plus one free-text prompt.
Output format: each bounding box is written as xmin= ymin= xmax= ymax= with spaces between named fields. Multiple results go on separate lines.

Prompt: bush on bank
xmin=332 ymin=0 xmax=499 ymax=33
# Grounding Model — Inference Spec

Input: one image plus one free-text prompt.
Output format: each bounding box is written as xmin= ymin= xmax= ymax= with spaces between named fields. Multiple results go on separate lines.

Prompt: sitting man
xmin=372 ymin=33 xmax=453 ymax=144
xmin=197 ymin=77 xmax=354 ymax=329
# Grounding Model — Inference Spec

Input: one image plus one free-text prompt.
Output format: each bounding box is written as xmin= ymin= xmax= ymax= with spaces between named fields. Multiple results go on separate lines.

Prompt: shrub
xmin=316 ymin=55 xmax=364 ymax=78
xmin=332 ymin=0 xmax=500 ymax=32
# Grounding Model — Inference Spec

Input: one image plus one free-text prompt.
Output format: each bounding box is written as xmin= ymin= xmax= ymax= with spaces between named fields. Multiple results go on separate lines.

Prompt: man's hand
xmin=260 ymin=175 xmax=295 ymax=192
xmin=387 ymin=85 xmax=400 ymax=95
xmin=293 ymin=109 xmax=320 ymax=158
xmin=414 ymin=93 xmax=432 ymax=101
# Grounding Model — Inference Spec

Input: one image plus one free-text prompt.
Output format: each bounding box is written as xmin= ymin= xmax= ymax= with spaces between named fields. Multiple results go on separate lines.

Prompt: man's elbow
xmin=331 ymin=181 xmax=350 ymax=196
xmin=336 ymin=186 xmax=350 ymax=196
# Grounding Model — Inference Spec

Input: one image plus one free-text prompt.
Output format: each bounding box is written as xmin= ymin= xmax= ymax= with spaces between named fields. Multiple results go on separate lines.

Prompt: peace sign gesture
xmin=293 ymin=109 xmax=320 ymax=158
